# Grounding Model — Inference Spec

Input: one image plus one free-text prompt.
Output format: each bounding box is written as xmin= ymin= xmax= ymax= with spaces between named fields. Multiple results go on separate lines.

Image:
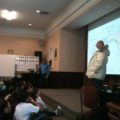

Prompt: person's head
xmin=42 ymin=58 xmax=47 ymax=64
xmin=0 ymin=99 xmax=11 ymax=113
xmin=15 ymin=90 xmax=29 ymax=103
xmin=0 ymin=99 xmax=6 ymax=112
xmin=27 ymin=88 xmax=39 ymax=99
xmin=96 ymin=40 xmax=105 ymax=51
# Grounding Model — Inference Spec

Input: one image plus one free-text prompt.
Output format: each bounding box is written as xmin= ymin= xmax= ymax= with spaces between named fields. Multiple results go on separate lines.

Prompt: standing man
xmin=39 ymin=58 xmax=50 ymax=88
xmin=86 ymin=40 xmax=110 ymax=92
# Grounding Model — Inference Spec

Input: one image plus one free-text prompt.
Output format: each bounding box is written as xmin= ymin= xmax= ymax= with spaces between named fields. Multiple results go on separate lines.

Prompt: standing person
xmin=39 ymin=59 xmax=50 ymax=88
xmin=86 ymin=40 xmax=110 ymax=92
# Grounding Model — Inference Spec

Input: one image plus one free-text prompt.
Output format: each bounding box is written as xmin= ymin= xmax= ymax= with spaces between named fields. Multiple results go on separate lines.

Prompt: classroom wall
xmin=0 ymin=35 xmax=43 ymax=56
xmin=44 ymin=29 xmax=86 ymax=88
xmin=44 ymin=28 xmax=87 ymax=72
xmin=44 ymin=30 xmax=60 ymax=71
xmin=60 ymin=29 xmax=86 ymax=72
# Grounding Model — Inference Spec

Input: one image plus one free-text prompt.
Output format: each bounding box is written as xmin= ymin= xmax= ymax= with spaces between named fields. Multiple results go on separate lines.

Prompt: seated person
xmin=27 ymin=88 xmax=62 ymax=116
xmin=13 ymin=90 xmax=50 ymax=120
xmin=14 ymin=90 xmax=61 ymax=120
xmin=0 ymin=99 xmax=12 ymax=120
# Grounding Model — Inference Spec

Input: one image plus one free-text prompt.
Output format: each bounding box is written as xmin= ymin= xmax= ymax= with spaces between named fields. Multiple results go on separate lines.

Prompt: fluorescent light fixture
xmin=1 ymin=9 xmax=17 ymax=20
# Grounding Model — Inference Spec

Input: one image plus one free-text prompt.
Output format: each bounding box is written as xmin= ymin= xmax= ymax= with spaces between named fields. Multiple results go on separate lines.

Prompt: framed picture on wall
xmin=54 ymin=48 xmax=57 ymax=58
xmin=54 ymin=48 xmax=57 ymax=61
xmin=7 ymin=49 xmax=14 ymax=54
xmin=48 ymin=47 xmax=54 ymax=68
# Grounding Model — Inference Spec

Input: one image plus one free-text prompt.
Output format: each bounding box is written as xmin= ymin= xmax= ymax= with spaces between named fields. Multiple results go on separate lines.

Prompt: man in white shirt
xmin=86 ymin=40 xmax=110 ymax=91
xmin=14 ymin=90 xmax=48 ymax=120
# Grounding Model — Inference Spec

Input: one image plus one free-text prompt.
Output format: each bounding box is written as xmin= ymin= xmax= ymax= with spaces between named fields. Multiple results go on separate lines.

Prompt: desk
xmin=106 ymin=102 xmax=120 ymax=120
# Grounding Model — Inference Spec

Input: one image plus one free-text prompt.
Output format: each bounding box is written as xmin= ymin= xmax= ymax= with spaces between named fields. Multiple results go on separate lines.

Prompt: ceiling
xmin=66 ymin=0 xmax=120 ymax=29
xmin=0 ymin=0 xmax=72 ymax=30
xmin=0 ymin=0 xmax=120 ymax=39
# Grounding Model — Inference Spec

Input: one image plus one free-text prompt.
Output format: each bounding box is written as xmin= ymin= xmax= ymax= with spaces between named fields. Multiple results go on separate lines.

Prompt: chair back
xmin=80 ymin=85 xmax=98 ymax=108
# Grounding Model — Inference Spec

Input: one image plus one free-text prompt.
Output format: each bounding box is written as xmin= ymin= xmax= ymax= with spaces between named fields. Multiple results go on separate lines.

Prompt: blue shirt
xmin=40 ymin=63 xmax=50 ymax=75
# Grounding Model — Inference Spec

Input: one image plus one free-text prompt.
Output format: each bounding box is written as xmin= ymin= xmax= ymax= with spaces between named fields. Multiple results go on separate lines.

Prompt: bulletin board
xmin=0 ymin=54 xmax=16 ymax=77
xmin=15 ymin=55 xmax=39 ymax=72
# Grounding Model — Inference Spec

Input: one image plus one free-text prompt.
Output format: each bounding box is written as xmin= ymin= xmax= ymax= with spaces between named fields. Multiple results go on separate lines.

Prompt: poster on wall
xmin=15 ymin=55 xmax=39 ymax=72
xmin=48 ymin=47 xmax=54 ymax=68
xmin=54 ymin=48 xmax=57 ymax=61
xmin=7 ymin=49 xmax=14 ymax=54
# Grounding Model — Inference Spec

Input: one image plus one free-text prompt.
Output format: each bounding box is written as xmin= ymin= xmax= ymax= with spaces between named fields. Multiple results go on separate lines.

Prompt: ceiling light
xmin=28 ymin=24 xmax=32 ymax=26
xmin=1 ymin=9 xmax=17 ymax=21
xmin=36 ymin=10 xmax=40 ymax=13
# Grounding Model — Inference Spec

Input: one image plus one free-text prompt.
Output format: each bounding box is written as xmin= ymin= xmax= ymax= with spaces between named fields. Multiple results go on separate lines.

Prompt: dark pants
xmin=30 ymin=113 xmax=52 ymax=120
xmin=86 ymin=77 xmax=105 ymax=106
xmin=92 ymin=78 xmax=104 ymax=92
xmin=40 ymin=74 xmax=48 ymax=88
xmin=30 ymin=111 xmax=55 ymax=120
xmin=92 ymin=78 xmax=105 ymax=106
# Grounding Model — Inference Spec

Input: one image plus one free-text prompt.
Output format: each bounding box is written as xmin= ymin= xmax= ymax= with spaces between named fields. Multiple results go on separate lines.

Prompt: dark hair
xmin=15 ymin=90 xmax=28 ymax=103
xmin=98 ymin=40 xmax=104 ymax=45
xmin=0 ymin=99 xmax=7 ymax=112
xmin=27 ymin=88 xmax=38 ymax=100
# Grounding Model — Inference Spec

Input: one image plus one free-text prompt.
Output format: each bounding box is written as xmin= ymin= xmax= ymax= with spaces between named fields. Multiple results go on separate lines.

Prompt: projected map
xmin=88 ymin=17 xmax=120 ymax=74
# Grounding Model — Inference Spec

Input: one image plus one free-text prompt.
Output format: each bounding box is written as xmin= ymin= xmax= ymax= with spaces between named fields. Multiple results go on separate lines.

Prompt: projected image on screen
xmin=88 ymin=17 xmax=120 ymax=75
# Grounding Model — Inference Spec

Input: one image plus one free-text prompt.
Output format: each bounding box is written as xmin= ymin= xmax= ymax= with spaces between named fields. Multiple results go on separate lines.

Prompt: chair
xmin=80 ymin=85 xmax=109 ymax=120
xmin=80 ymin=85 xmax=98 ymax=111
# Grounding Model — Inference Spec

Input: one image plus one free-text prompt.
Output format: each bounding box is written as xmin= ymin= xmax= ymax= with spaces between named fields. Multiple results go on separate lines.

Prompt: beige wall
xmin=44 ymin=30 xmax=60 ymax=71
xmin=0 ymin=35 xmax=43 ymax=56
xmin=0 ymin=29 xmax=86 ymax=72
xmin=60 ymin=29 xmax=85 ymax=72
xmin=44 ymin=28 xmax=87 ymax=72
